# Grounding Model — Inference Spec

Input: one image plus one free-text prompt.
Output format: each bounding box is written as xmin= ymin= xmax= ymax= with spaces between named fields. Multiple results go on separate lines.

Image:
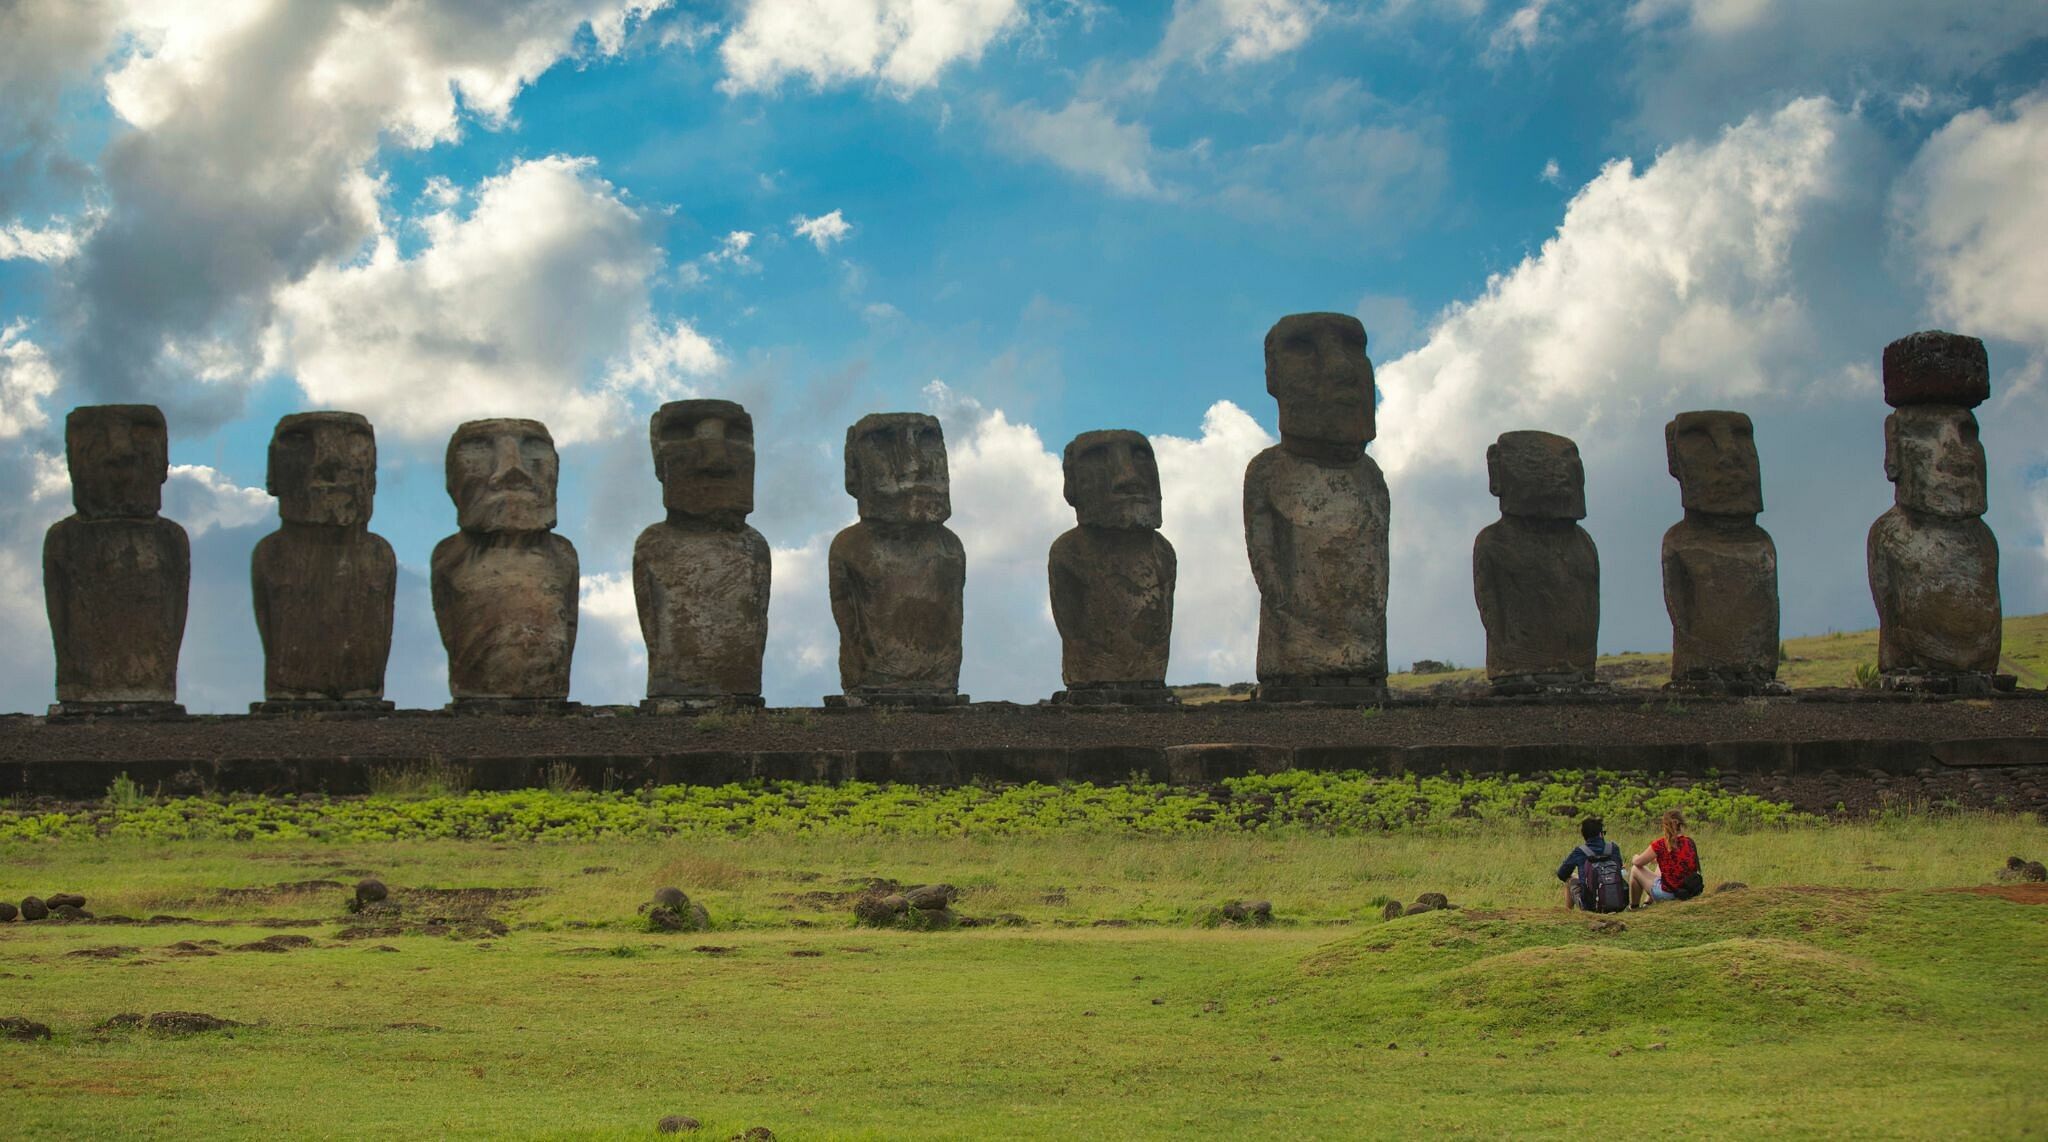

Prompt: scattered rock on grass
xmin=1220 ymin=900 xmax=1274 ymax=925
xmin=46 ymin=893 xmax=86 ymax=910
xmin=66 ymin=946 xmax=139 ymax=959
xmin=1590 ymin=919 xmax=1626 ymax=936
xmin=653 ymin=886 xmax=690 ymax=910
xmin=1713 ymin=882 xmax=1748 ymax=894
xmin=733 ymin=1128 xmax=774 ymax=1141
xmin=1414 ymin=892 xmax=1450 ymax=911
xmin=145 ymin=1012 xmax=243 ymax=1035
xmin=1380 ymin=901 xmax=1403 ymax=921
xmin=354 ymin=879 xmax=388 ymax=907
xmin=2002 ymin=857 xmax=2048 ymax=883
xmin=232 ymin=934 xmax=314 ymax=953
xmin=49 ymin=904 xmax=91 ymax=922
xmin=851 ymin=892 xmax=910 ymax=928
xmin=1403 ymin=903 xmax=1434 ymax=917
xmin=657 ymin=1115 xmax=701 ymax=1133
xmin=903 ymin=884 xmax=958 ymax=910
xmin=0 ymin=1016 xmax=52 ymax=1041
xmin=19 ymin=897 xmax=47 ymax=922
xmin=0 ymin=902 xmax=15 ymax=922
xmin=94 ymin=1014 xmax=143 ymax=1033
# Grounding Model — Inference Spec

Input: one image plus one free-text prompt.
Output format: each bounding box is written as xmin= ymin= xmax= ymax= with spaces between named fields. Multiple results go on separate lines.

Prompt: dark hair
xmin=1580 ymin=817 xmax=1604 ymax=842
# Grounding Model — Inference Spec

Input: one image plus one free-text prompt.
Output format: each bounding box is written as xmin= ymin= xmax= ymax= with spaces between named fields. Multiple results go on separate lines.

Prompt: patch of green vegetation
xmin=0 ymin=771 xmax=1813 ymax=844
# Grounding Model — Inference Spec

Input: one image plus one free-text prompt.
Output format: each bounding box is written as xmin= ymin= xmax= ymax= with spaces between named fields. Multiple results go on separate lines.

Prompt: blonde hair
xmin=1660 ymin=809 xmax=1686 ymax=848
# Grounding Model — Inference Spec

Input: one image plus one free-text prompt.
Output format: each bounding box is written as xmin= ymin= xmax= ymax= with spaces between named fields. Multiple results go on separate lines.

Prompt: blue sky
xmin=1 ymin=0 xmax=2046 ymax=712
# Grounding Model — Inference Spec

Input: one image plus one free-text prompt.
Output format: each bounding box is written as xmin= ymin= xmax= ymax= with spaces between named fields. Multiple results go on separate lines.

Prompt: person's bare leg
xmin=1629 ymin=865 xmax=1651 ymax=908
xmin=1564 ymin=880 xmax=1578 ymax=910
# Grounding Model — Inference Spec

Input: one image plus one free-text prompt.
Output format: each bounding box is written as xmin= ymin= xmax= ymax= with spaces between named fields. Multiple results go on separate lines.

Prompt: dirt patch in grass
xmin=1946 ymin=883 xmax=2048 ymax=905
xmin=65 ymin=945 xmax=140 ymax=959
xmin=207 ymin=879 xmax=344 ymax=902
xmin=231 ymin=934 xmax=315 ymax=953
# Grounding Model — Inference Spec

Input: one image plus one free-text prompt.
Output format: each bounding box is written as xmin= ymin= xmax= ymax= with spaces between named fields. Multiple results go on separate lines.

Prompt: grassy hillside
xmin=1 ymin=815 xmax=2043 ymax=1137
xmin=1175 ymin=612 xmax=2048 ymax=700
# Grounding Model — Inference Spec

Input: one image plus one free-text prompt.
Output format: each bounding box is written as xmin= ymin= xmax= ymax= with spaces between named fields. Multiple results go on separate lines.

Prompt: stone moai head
xmin=1063 ymin=429 xmax=1162 ymax=530
xmin=845 ymin=413 xmax=950 ymax=524
xmin=268 ymin=411 xmax=376 ymax=527
xmin=66 ymin=404 xmax=168 ymax=519
xmin=1665 ymin=410 xmax=1761 ymax=517
xmin=1487 ymin=430 xmax=1585 ymax=520
xmin=1265 ymin=312 xmax=1373 ymax=455
xmin=651 ymin=399 xmax=754 ymax=524
xmin=446 ymin=418 xmax=559 ymax=533
xmin=1881 ymin=330 xmax=1989 ymax=519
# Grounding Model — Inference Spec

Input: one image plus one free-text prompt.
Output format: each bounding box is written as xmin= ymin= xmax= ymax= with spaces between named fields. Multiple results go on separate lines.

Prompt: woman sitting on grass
xmin=1631 ymin=809 xmax=1704 ymax=907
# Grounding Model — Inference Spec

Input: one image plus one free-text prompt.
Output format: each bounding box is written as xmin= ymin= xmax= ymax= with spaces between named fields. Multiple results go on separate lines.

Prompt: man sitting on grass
xmin=1557 ymin=815 xmax=1629 ymax=912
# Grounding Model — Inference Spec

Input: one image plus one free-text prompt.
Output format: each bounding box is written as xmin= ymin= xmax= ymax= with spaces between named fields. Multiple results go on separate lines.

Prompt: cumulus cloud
xmin=1148 ymin=0 xmax=1324 ymax=75
xmin=996 ymin=99 xmax=1170 ymax=198
xmin=718 ymin=0 xmax=1023 ymax=94
xmin=1622 ymin=0 xmax=2048 ymax=138
xmin=33 ymin=1 xmax=667 ymax=424
xmin=0 ymin=218 xmax=88 ymax=263
xmin=1892 ymin=91 xmax=2048 ymax=348
xmin=791 ymin=209 xmax=852 ymax=251
xmin=162 ymin=464 xmax=272 ymax=537
xmin=1487 ymin=0 xmax=1555 ymax=61
xmin=270 ymin=155 xmax=720 ymax=444
xmin=0 ymin=323 xmax=60 ymax=438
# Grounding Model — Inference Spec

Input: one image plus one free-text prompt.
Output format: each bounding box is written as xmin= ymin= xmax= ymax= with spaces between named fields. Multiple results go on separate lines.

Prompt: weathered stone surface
xmin=1050 ymin=430 xmax=1176 ymax=697
xmin=1870 ymin=391 xmax=2000 ymax=676
xmin=635 ymin=400 xmax=771 ymax=706
xmin=431 ymin=419 xmax=578 ymax=705
xmin=1662 ymin=411 xmax=1780 ymax=689
xmin=1244 ymin=313 xmax=1389 ymax=700
xmin=829 ymin=414 xmax=965 ymax=703
xmin=251 ymin=412 xmax=396 ymax=707
xmin=1883 ymin=330 xmax=1989 ymax=409
xmin=1474 ymin=431 xmax=1598 ymax=685
xmin=44 ymin=405 xmax=189 ymax=712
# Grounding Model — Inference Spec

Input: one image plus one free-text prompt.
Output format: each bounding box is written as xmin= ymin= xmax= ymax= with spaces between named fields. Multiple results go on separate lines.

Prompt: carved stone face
xmin=66 ymin=405 xmax=169 ymax=520
xmin=1885 ymin=406 xmax=1986 ymax=517
xmin=1666 ymin=410 xmax=1761 ymax=516
xmin=1264 ymin=312 xmax=1374 ymax=449
xmin=1064 ymin=429 xmax=1162 ymax=530
xmin=845 ymin=413 xmax=949 ymax=524
xmin=446 ymin=418 xmax=558 ymax=532
xmin=269 ymin=412 xmax=376 ymax=527
xmin=1488 ymin=430 xmax=1586 ymax=520
xmin=652 ymin=399 xmax=754 ymax=522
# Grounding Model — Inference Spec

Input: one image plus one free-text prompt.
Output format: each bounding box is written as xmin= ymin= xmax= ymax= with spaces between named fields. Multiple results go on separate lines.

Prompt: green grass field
xmin=3 ymin=794 xmax=2045 ymax=1139
xmin=1167 ymin=611 xmax=2048 ymax=699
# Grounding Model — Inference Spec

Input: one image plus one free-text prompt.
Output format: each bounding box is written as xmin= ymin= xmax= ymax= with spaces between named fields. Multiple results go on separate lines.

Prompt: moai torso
xmin=634 ymin=401 xmax=772 ymax=701
xmin=431 ymin=419 xmax=579 ymax=701
xmin=1243 ymin=313 xmax=1390 ymax=686
xmin=251 ymin=412 xmax=396 ymax=701
xmin=830 ymin=413 xmax=964 ymax=696
xmin=1049 ymin=429 xmax=1177 ymax=687
xmin=1868 ymin=332 xmax=2001 ymax=677
xmin=1661 ymin=410 xmax=1779 ymax=684
xmin=1474 ymin=431 xmax=1598 ymax=682
xmin=43 ymin=405 xmax=189 ymax=706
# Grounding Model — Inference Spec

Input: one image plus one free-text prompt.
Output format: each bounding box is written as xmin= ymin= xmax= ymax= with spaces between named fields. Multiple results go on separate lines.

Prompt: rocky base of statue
xmin=1051 ymin=682 xmax=1179 ymax=707
xmin=825 ymin=690 xmax=971 ymax=709
xmin=1487 ymin=672 xmax=1609 ymax=697
xmin=1879 ymin=669 xmax=2017 ymax=696
xmin=446 ymin=698 xmax=582 ymax=716
xmin=1254 ymin=675 xmax=1388 ymax=704
xmin=250 ymin=698 xmax=397 ymax=716
xmin=641 ymin=695 xmax=766 ymax=715
xmin=1664 ymin=671 xmax=1790 ymax=698
xmin=47 ymin=701 xmax=187 ymax=721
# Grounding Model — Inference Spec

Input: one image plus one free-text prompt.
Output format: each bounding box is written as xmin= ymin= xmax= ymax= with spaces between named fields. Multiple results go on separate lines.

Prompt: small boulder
xmin=1403 ymin=903 xmax=1433 ymax=916
xmin=354 ymin=879 xmax=388 ymax=907
xmin=46 ymin=893 xmax=86 ymax=910
xmin=145 ymin=1011 xmax=242 ymax=1035
xmin=657 ymin=1115 xmax=700 ymax=1134
xmin=94 ymin=1013 xmax=144 ymax=1032
xmin=0 ymin=1016 xmax=52 ymax=1041
xmin=2006 ymin=856 xmax=2028 ymax=871
xmin=49 ymin=904 xmax=90 ymax=922
xmin=2024 ymin=862 xmax=2048 ymax=884
xmin=653 ymin=886 xmax=690 ymax=910
xmin=647 ymin=907 xmax=687 ymax=933
xmin=852 ymin=892 xmax=910 ymax=927
xmin=734 ymin=1128 xmax=774 ymax=1142
xmin=1713 ymin=881 xmax=1748 ymax=894
xmin=1380 ymin=901 xmax=1403 ymax=921
xmin=0 ymin=902 xmax=16 ymax=922
xmin=903 ymin=884 xmax=957 ymax=911
xmin=19 ymin=897 xmax=48 ymax=922
xmin=1414 ymin=892 xmax=1449 ymax=911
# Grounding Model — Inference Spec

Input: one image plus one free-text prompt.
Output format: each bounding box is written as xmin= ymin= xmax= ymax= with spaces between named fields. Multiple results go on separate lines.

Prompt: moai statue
xmin=826 ymin=413 xmax=967 ymax=706
xmin=1242 ymin=313 xmax=1390 ymax=703
xmin=1868 ymin=331 xmax=2006 ymax=693
xmin=431 ymin=418 xmax=579 ymax=713
xmin=43 ymin=405 xmax=189 ymax=717
xmin=1049 ymin=430 xmax=1176 ymax=705
xmin=250 ymin=412 xmax=397 ymax=713
xmin=634 ymin=400 xmax=771 ymax=712
xmin=1473 ymin=430 xmax=1599 ymax=691
xmin=1662 ymin=410 xmax=1783 ymax=695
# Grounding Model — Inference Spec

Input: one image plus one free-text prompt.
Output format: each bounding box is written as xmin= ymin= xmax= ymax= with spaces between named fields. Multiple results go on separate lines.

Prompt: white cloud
xmin=0 ymin=322 xmax=60 ymax=438
xmin=37 ymin=1 xmax=668 ymax=418
xmin=162 ymin=464 xmax=271 ymax=536
xmin=1152 ymin=0 xmax=1324 ymax=72
xmin=1540 ymin=157 xmax=1563 ymax=185
xmin=1892 ymin=91 xmax=2048 ymax=348
xmin=1487 ymin=0 xmax=1554 ymax=60
xmin=271 ymin=155 xmax=717 ymax=444
xmin=792 ymin=209 xmax=853 ymax=251
xmin=1213 ymin=122 xmax=1446 ymax=228
xmin=718 ymin=0 xmax=1024 ymax=94
xmin=997 ymin=99 xmax=1169 ymax=198
xmin=1151 ymin=400 xmax=1274 ymax=683
xmin=0 ymin=218 xmax=85 ymax=263
xmin=578 ymin=570 xmax=645 ymax=671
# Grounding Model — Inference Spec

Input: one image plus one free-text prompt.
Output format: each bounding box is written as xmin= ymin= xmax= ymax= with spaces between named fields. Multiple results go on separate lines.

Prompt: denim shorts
xmin=1646 ymin=880 xmax=1677 ymax=902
